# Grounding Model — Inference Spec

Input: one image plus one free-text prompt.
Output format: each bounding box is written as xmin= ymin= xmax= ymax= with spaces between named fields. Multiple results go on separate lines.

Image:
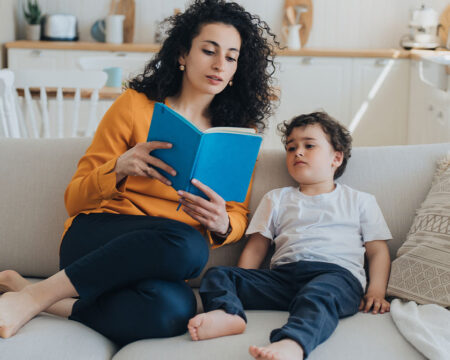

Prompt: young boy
xmin=188 ymin=112 xmax=392 ymax=360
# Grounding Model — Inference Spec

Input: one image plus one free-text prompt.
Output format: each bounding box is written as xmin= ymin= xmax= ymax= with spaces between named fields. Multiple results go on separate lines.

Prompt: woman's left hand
xmin=178 ymin=178 xmax=230 ymax=235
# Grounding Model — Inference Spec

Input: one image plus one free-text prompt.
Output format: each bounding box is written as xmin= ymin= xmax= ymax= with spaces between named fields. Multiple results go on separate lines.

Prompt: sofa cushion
xmin=0 ymin=138 xmax=92 ymax=277
xmin=1 ymin=139 xmax=449 ymax=284
xmin=387 ymin=154 xmax=450 ymax=307
xmin=112 ymin=311 xmax=425 ymax=360
xmin=0 ymin=313 xmax=117 ymax=360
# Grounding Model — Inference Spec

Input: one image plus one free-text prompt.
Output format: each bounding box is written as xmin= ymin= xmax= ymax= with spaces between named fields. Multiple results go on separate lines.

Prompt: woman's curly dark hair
xmin=278 ymin=112 xmax=353 ymax=180
xmin=127 ymin=0 xmax=279 ymax=131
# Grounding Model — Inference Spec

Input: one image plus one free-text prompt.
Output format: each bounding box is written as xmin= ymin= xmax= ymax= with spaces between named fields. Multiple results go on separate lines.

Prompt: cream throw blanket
xmin=390 ymin=299 xmax=450 ymax=360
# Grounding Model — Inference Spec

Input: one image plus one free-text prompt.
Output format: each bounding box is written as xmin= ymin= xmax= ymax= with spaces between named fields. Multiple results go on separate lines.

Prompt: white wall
xmin=14 ymin=0 xmax=449 ymax=48
xmin=0 ymin=0 xmax=17 ymax=68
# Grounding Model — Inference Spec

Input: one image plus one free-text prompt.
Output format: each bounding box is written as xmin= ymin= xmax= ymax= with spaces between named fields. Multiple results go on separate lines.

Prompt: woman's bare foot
xmin=0 ymin=270 xmax=79 ymax=338
xmin=249 ymin=339 xmax=304 ymax=360
xmin=0 ymin=270 xmax=31 ymax=293
xmin=0 ymin=289 xmax=42 ymax=338
xmin=188 ymin=310 xmax=246 ymax=341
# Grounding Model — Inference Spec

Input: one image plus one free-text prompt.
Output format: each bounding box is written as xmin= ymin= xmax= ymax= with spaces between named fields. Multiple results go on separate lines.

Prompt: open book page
xmin=188 ymin=132 xmax=262 ymax=202
xmin=204 ymin=127 xmax=256 ymax=134
xmin=147 ymin=103 xmax=262 ymax=201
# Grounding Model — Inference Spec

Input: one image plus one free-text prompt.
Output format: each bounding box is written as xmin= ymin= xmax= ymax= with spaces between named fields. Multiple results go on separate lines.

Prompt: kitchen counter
xmin=409 ymin=49 xmax=450 ymax=61
xmin=4 ymin=40 xmax=425 ymax=58
xmin=5 ymin=41 xmax=161 ymax=53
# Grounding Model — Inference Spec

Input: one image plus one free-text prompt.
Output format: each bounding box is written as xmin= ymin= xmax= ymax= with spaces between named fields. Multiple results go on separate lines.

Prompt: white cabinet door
xmin=350 ymin=58 xmax=409 ymax=146
xmin=8 ymin=49 xmax=66 ymax=70
xmin=408 ymin=60 xmax=450 ymax=145
xmin=263 ymin=56 xmax=352 ymax=150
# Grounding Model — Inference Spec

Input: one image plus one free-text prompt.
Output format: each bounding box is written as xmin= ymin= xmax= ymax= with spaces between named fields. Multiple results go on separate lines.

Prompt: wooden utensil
xmin=115 ymin=0 xmax=135 ymax=43
xmin=283 ymin=0 xmax=313 ymax=48
xmin=438 ymin=4 xmax=450 ymax=48
xmin=285 ymin=6 xmax=296 ymax=26
xmin=108 ymin=0 xmax=118 ymax=15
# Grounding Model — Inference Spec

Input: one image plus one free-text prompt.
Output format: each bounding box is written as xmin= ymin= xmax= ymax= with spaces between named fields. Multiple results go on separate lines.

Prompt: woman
xmin=0 ymin=0 xmax=278 ymax=345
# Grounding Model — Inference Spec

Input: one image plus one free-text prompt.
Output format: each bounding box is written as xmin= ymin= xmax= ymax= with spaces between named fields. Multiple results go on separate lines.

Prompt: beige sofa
xmin=1 ymin=137 xmax=449 ymax=360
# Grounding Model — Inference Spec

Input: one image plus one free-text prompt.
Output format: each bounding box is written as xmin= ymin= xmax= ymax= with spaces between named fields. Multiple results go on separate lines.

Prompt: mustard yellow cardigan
xmin=63 ymin=89 xmax=251 ymax=247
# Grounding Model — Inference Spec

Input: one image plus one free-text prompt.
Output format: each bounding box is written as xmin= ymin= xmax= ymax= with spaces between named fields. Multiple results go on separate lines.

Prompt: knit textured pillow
xmin=387 ymin=154 xmax=450 ymax=308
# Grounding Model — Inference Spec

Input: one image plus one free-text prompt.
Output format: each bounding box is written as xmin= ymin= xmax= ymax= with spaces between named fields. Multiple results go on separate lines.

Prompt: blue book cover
xmin=147 ymin=103 xmax=262 ymax=202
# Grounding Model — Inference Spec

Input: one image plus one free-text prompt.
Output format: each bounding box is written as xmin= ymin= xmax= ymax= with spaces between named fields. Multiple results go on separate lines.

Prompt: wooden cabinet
xmin=350 ymin=58 xmax=410 ymax=147
xmin=275 ymin=56 xmax=353 ymax=125
xmin=9 ymin=45 xmax=447 ymax=146
xmin=8 ymin=49 xmax=66 ymax=69
xmin=8 ymin=48 xmax=153 ymax=80
xmin=263 ymin=56 xmax=352 ymax=150
xmin=263 ymin=56 xmax=410 ymax=150
xmin=408 ymin=60 xmax=450 ymax=145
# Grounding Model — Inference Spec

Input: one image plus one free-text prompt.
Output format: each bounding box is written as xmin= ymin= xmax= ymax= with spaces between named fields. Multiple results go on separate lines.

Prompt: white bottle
xmin=105 ymin=15 xmax=125 ymax=44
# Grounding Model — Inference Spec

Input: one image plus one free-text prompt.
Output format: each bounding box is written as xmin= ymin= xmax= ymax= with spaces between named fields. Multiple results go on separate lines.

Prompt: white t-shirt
xmin=245 ymin=184 xmax=392 ymax=289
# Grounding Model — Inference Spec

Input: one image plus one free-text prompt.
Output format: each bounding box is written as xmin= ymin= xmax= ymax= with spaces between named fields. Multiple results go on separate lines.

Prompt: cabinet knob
xmin=374 ymin=59 xmax=389 ymax=67
xmin=301 ymin=57 xmax=313 ymax=65
xmin=30 ymin=50 xmax=42 ymax=57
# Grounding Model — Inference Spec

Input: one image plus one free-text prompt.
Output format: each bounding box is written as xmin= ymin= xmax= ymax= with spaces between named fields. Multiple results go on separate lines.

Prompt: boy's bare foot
xmin=249 ymin=339 xmax=304 ymax=360
xmin=0 ymin=289 xmax=42 ymax=338
xmin=0 ymin=270 xmax=31 ymax=293
xmin=188 ymin=310 xmax=246 ymax=341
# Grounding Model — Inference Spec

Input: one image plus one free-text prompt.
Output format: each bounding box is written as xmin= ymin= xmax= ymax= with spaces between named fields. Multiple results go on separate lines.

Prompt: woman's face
xmin=179 ymin=22 xmax=241 ymax=96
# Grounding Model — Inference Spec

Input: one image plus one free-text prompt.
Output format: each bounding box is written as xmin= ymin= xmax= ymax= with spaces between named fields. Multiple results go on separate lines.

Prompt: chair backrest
xmin=13 ymin=69 xmax=107 ymax=138
xmin=77 ymin=56 xmax=148 ymax=81
xmin=0 ymin=69 xmax=22 ymax=138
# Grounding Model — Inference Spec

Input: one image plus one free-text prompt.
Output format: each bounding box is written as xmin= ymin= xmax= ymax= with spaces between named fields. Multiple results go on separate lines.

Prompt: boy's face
xmin=285 ymin=124 xmax=343 ymax=186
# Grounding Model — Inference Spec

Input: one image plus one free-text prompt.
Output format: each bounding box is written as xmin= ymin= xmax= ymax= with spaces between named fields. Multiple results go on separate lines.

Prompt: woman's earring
xmin=228 ymin=80 xmax=233 ymax=86
xmin=179 ymin=64 xmax=185 ymax=71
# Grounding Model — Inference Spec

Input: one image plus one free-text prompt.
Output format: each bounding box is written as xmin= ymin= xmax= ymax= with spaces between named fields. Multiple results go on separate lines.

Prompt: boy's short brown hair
xmin=278 ymin=112 xmax=352 ymax=179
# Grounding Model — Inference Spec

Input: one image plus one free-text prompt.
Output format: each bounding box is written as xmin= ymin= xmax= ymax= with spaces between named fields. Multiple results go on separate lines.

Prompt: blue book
xmin=147 ymin=103 xmax=262 ymax=202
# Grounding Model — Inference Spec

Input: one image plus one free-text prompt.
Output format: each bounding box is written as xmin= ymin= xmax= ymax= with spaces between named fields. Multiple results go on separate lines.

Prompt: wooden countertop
xmin=4 ymin=40 xmax=426 ymax=58
xmin=408 ymin=49 xmax=450 ymax=61
xmin=5 ymin=41 xmax=161 ymax=53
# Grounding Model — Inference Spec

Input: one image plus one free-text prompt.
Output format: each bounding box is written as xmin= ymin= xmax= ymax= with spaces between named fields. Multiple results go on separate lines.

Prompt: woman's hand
xmin=114 ymin=142 xmax=176 ymax=185
xmin=178 ymin=178 xmax=230 ymax=235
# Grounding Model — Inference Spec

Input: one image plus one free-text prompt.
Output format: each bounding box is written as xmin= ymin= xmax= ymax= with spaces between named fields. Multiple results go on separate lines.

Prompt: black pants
xmin=59 ymin=213 xmax=209 ymax=346
xmin=200 ymin=261 xmax=363 ymax=358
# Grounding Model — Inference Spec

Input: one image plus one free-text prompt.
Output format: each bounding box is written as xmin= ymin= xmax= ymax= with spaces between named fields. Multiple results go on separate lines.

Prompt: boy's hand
xmin=359 ymin=291 xmax=390 ymax=314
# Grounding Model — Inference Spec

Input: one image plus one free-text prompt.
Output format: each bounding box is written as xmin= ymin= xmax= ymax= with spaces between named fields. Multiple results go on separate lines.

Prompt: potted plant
xmin=23 ymin=0 xmax=42 ymax=41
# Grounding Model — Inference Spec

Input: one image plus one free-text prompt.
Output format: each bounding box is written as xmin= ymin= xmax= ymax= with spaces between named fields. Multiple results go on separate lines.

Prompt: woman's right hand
xmin=114 ymin=142 xmax=176 ymax=186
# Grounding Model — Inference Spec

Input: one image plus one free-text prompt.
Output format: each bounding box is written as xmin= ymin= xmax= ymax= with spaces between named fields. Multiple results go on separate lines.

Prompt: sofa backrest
xmin=189 ymin=142 xmax=450 ymax=286
xmin=0 ymin=138 xmax=449 ymax=281
xmin=0 ymin=138 xmax=91 ymax=277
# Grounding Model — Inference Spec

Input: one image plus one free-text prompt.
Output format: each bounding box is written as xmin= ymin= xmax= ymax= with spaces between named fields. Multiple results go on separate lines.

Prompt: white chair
xmin=13 ymin=69 xmax=107 ymax=138
xmin=0 ymin=69 xmax=22 ymax=138
xmin=77 ymin=56 xmax=148 ymax=82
